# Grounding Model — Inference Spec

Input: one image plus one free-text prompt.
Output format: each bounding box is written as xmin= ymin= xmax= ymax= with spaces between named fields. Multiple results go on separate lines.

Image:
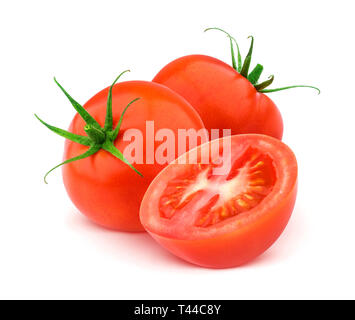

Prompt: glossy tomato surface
xmin=153 ymin=55 xmax=283 ymax=139
xmin=63 ymin=81 xmax=206 ymax=232
xmin=140 ymin=134 xmax=297 ymax=268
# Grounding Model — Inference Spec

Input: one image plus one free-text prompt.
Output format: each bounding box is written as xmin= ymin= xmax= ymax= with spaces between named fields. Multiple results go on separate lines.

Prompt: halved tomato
xmin=140 ymin=134 xmax=297 ymax=268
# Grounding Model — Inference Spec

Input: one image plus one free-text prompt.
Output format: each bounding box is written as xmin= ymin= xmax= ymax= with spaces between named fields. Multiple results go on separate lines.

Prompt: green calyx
xmin=204 ymin=27 xmax=320 ymax=94
xmin=35 ymin=70 xmax=143 ymax=184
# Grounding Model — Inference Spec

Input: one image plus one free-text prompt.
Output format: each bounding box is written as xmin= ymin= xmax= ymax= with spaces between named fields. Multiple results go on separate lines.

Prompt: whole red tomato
xmin=36 ymin=73 xmax=206 ymax=232
xmin=153 ymin=28 xmax=319 ymax=140
xmin=140 ymin=134 xmax=298 ymax=268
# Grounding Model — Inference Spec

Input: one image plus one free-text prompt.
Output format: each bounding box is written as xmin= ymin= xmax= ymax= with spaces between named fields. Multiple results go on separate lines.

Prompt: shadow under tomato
xmin=65 ymin=210 xmax=198 ymax=269
xmin=66 ymin=204 xmax=305 ymax=270
xmin=240 ymin=204 xmax=306 ymax=269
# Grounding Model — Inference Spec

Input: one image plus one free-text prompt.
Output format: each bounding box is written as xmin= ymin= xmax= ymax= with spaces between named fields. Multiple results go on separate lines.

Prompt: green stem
xmin=84 ymin=124 xmax=105 ymax=144
xmin=44 ymin=145 xmax=101 ymax=184
xmin=205 ymin=28 xmax=320 ymax=94
xmin=204 ymin=27 xmax=242 ymax=72
xmin=54 ymin=78 xmax=101 ymax=129
xmin=102 ymin=142 xmax=143 ymax=177
xmin=104 ymin=70 xmax=130 ymax=131
xmin=112 ymin=97 xmax=141 ymax=140
xmin=37 ymin=73 xmax=143 ymax=183
xmin=248 ymin=64 xmax=264 ymax=85
xmin=260 ymin=85 xmax=321 ymax=94
xmin=35 ymin=114 xmax=92 ymax=146
xmin=255 ymin=75 xmax=274 ymax=91
xmin=240 ymin=36 xmax=254 ymax=78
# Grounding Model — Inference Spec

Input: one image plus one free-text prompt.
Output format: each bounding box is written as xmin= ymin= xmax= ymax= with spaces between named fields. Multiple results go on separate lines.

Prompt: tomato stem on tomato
xmin=36 ymin=73 xmax=143 ymax=183
xmin=102 ymin=141 xmax=143 ymax=177
xmin=34 ymin=114 xmax=92 ymax=146
xmin=53 ymin=78 xmax=102 ymax=130
xmin=104 ymin=70 xmax=130 ymax=131
xmin=204 ymin=27 xmax=242 ymax=72
xmin=84 ymin=124 xmax=106 ymax=144
xmin=204 ymin=27 xmax=320 ymax=94
xmin=248 ymin=64 xmax=264 ymax=85
xmin=112 ymin=97 xmax=141 ymax=141
xmin=240 ymin=36 xmax=254 ymax=78
xmin=259 ymin=85 xmax=321 ymax=94
xmin=43 ymin=145 xmax=101 ymax=184
xmin=254 ymin=75 xmax=275 ymax=91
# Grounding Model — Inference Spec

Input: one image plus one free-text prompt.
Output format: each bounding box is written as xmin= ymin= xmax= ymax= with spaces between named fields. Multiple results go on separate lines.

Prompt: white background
xmin=1 ymin=0 xmax=354 ymax=299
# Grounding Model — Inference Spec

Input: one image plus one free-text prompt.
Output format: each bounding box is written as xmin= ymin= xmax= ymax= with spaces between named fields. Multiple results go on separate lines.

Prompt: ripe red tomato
xmin=154 ymin=54 xmax=284 ymax=139
xmin=38 ymin=79 xmax=206 ymax=232
xmin=140 ymin=134 xmax=298 ymax=268
xmin=153 ymin=29 xmax=319 ymax=140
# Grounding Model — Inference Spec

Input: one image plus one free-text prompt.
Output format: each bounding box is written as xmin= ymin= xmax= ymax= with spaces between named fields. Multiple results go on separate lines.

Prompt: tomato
xmin=153 ymin=29 xmax=319 ymax=140
xmin=154 ymin=54 xmax=284 ymax=139
xmin=140 ymin=134 xmax=297 ymax=268
xmin=37 ymin=77 xmax=206 ymax=232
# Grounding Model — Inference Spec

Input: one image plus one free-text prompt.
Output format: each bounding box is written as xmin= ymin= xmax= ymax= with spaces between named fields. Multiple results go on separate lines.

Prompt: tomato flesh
xmin=159 ymin=147 xmax=276 ymax=228
xmin=140 ymin=134 xmax=297 ymax=268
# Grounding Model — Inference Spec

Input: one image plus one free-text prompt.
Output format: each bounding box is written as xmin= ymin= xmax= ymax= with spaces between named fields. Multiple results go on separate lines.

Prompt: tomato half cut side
xmin=140 ymin=134 xmax=298 ymax=268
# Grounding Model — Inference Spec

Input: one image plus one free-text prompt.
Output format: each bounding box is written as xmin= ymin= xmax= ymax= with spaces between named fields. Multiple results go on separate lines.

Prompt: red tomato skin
xmin=140 ymin=134 xmax=297 ymax=268
xmin=62 ymin=81 xmax=206 ymax=232
xmin=153 ymin=55 xmax=283 ymax=140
